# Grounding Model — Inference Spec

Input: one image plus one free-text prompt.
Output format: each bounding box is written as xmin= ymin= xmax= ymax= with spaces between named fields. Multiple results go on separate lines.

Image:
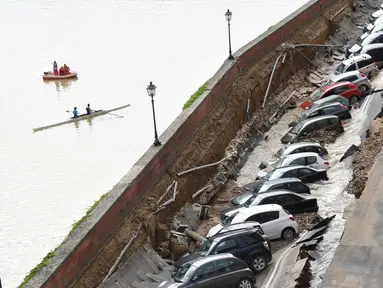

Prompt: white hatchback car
xmin=257 ymin=152 xmax=329 ymax=178
xmin=208 ymin=204 xmax=298 ymax=240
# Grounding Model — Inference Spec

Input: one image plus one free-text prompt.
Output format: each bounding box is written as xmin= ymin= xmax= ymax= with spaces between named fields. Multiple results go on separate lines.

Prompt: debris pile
xmin=299 ymin=129 xmax=342 ymax=146
xmin=347 ymin=119 xmax=383 ymax=198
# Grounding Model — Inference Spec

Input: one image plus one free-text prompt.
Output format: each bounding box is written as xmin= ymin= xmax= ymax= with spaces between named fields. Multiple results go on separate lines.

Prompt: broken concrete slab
xmin=309 ymin=215 xmax=335 ymax=230
xmin=137 ymin=270 xmax=151 ymax=282
xmin=307 ymin=250 xmax=320 ymax=260
xmin=296 ymin=226 xmax=327 ymax=244
xmin=146 ymin=273 xmax=168 ymax=283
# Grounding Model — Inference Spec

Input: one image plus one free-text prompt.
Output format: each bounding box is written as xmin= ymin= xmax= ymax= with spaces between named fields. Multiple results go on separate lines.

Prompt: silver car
xmin=323 ymin=71 xmax=372 ymax=94
xmin=260 ymin=142 xmax=328 ymax=168
xmin=334 ymin=54 xmax=379 ymax=79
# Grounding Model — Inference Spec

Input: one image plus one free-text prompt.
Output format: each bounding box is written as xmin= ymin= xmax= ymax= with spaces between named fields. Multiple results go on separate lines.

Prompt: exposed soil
xmin=347 ymin=119 xmax=383 ymax=198
xmin=299 ymin=130 xmax=342 ymax=146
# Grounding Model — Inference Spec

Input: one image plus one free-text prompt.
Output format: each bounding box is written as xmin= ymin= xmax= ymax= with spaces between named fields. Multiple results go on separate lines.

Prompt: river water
xmin=0 ymin=0 xmax=310 ymax=287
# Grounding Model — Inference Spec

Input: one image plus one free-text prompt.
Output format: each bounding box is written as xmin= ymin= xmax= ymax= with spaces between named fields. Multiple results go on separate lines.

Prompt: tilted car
xmin=289 ymin=102 xmax=351 ymax=128
xmin=259 ymin=142 xmax=328 ymax=169
xmin=239 ymin=190 xmax=319 ymax=214
xmin=333 ymin=54 xmax=379 ymax=79
xmin=206 ymin=221 xmax=265 ymax=237
xmin=280 ymin=115 xmax=344 ymax=144
xmin=261 ymin=165 xmax=329 ymax=183
xmin=161 ymin=253 xmax=257 ymax=288
xmin=232 ymin=178 xmax=310 ymax=206
xmin=213 ymin=204 xmax=298 ymax=240
xmin=346 ymin=32 xmax=383 ymax=57
xmin=300 ymin=81 xmax=361 ymax=110
xmin=322 ymin=71 xmax=372 ymax=95
xmin=173 ymin=228 xmax=272 ymax=274
xmin=357 ymin=43 xmax=383 ymax=68
xmin=257 ymin=152 xmax=329 ymax=179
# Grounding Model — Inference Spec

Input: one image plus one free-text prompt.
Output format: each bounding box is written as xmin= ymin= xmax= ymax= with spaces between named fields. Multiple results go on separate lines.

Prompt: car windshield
xmin=309 ymin=89 xmax=325 ymax=101
xmin=244 ymin=194 xmax=262 ymax=207
xmin=222 ymin=211 xmax=239 ymax=226
xmin=264 ymin=170 xmax=275 ymax=180
xmin=174 ymin=264 xmax=197 ymax=283
xmin=196 ymin=239 xmax=213 ymax=256
xmin=298 ymin=109 xmax=311 ymax=122
xmin=290 ymin=121 xmax=305 ymax=134
xmin=335 ymin=63 xmax=346 ymax=74
xmin=276 ymin=147 xmax=286 ymax=157
xmin=244 ymin=181 xmax=264 ymax=193
xmin=273 ymin=156 xmax=286 ymax=168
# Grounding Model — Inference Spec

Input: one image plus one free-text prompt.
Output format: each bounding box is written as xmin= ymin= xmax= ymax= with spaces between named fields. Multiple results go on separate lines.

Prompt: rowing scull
xmin=33 ymin=104 xmax=130 ymax=132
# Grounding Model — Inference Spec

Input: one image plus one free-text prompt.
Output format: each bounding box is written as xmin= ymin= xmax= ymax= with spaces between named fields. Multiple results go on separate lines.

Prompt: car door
xmin=210 ymin=259 xmax=240 ymax=288
xmin=297 ymin=168 xmax=319 ymax=183
xmin=213 ymin=238 xmax=246 ymax=260
xmin=289 ymin=156 xmax=306 ymax=166
xmin=321 ymin=105 xmax=342 ymax=118
xmin=345 ymin=63 xmax=356 ymax=72
xmin=248 ymin=212 xmax=279 ymax=239
xmin=306 ymin=155 xmax=319 ymax=169
xmin=369 ymin=47 xmax=383 ymax=66
xmin=332 ymin=86 xmax=350 ymax=98
xmin=298 ymin=123 xmax=316 ymax=137
xmin=356 ymin=58 xmax=375 ymax=74
xmin=189 ymin=262 xmax=217 ymax=288
xmin=282 ymin=169 xmax=299 ymax=179
xmin=287 ymin=182 xmax=310 ymax=194
xmin=273 ymin=194 xmax=302 ymax=214
xmin=270 ymin=183 xmax=290 ymax=191
xmin=342 ymin=75 xmax=359 ymax=85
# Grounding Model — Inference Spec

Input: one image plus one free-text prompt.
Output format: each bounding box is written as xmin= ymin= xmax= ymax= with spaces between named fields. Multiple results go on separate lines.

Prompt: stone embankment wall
xmin=23 ymin=0 xmax=352 ymax=287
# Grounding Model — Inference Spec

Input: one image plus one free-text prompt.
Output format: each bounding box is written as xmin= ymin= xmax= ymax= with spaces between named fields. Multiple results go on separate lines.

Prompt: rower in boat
xmin=86 ymin=104 xmax=93 ymax=115
xmin=73 ymin=107 xmax=79 ymax=118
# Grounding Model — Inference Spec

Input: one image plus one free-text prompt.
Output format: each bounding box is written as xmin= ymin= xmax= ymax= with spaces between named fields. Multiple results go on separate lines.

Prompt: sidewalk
xmin=321 ymin=151 xmax=383 ymax=288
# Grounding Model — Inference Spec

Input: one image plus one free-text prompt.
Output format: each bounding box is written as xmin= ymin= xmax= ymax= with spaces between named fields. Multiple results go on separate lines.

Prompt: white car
xmin=257 ymin=152 xmax=329 ymax=178
xmin=259 ymin=142 xmax=328 ymax=169
xmin=347 ymin=32 xmax=383 ymax=58
xmin=209 ymin=204 xmax=298 ymax=240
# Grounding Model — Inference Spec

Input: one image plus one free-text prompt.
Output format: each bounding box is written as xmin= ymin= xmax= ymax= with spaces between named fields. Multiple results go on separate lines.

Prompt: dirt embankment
xmin=348 ymin=118 xmax=383 ymax=198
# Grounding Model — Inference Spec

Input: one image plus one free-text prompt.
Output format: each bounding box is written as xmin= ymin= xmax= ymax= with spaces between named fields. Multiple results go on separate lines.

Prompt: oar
xmin=107 ymin=112 xmax=124 ymax=118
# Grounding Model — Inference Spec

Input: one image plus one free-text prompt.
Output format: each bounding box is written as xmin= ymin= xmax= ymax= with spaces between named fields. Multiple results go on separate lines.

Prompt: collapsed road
xmin=100 ymin=2 xmax=383 ymax=288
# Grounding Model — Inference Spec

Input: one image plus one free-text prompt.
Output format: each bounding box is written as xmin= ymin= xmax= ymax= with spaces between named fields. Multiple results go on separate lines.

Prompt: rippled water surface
xmin=0 ymin=0 xmax=310 ymax=286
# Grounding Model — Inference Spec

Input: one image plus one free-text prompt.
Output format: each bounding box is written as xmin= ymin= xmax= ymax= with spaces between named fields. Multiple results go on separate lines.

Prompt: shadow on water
xmin=43 ymin=78 xmax=79 ymax=93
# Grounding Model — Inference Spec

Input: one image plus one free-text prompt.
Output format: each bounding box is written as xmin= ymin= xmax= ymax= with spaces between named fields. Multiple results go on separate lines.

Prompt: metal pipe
xmin=262 ymin=53 xmax=283 ymax=109
xmin=177 ymin=156 xmax=230 ymax=177
xmin=102 ymin=224 xmax=142 ymax=282
xmin=184 ymin=228 xmax=207 ymax=243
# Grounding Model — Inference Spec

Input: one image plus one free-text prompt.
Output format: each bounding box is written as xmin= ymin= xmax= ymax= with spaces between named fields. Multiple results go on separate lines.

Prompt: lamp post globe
xmin=147 ymin=81 xmax=161 ymax=147
xmin=225 ymin=9 xmax=234 ymax=60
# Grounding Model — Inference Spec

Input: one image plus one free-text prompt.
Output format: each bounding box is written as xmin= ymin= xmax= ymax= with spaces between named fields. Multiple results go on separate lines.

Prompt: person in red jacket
xmin=63 ymin=64 xmax=70 ymax=74
xmin=59 ymin=66 xmax=65 ymax=75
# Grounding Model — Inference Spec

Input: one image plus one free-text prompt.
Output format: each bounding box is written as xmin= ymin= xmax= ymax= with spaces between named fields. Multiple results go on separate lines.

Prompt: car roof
xmin=298 ymin=114 xmax=339 ymax=126
xmin=255 ymin=190 xmax=304 ymax=199
xmin=209 ymin=227 xmax=261 ymax=242
xmin=283 ymin=152 xmax=320 ymax=161
xmin=272 ymin=165 xmax=316 ymax=173
xmin=321 ymin=81 xmax=351 ymax=91
xmin=330 ymin=71 xmax=360 ymax=82
xmin=313 ymin=95 xmax=346 ymax=105
xmin=343 ymin=53 xmax=372 ymax=66
xmin=191 ymin=253 xmax=236 ymax=266
xmin=360 ymin=43 xmax=383 ymax=52
xmin=311 ymin=102 xmax=343 ymax=112
xmin=283 ymin=142 xmax=321 ymax=153
xmin=235 ymin=204 xmax=284 ymax=218
xmin=263 ymin=177 xmax=303 ymax=186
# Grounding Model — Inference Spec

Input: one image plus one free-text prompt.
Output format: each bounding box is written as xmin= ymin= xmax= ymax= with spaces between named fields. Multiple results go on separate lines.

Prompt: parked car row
xmin=160 ymin=10 xmax=380 ymax=288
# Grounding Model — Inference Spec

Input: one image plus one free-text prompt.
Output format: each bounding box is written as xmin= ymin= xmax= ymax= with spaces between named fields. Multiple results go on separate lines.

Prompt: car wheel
xmin=359 ymin=84 xmax=369 ymax=94
xmin=251 ymin=255 xmax=267 ymax=273
xmin=281 ymin=227 xmax=296 ymax=240
xmin=369 ymin=69 xmax=379 ymax=79
xmin=349 ymin=96 xmax=359 ymax=105
xmin=237 ymin=278 xmax=253 ymax=288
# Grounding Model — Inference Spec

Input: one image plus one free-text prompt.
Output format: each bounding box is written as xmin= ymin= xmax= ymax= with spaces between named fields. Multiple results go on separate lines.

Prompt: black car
xmin=262 ymin=165 xmax=329 ymax=183
xmin=281 ymin=115 xmax=344 ymax=144
xmin=232 ymin=178 xmax=310 ymax=206
xmin=240 ymin=190 xmax=319 ymax=214
xmin=288 ymin=102 xmax=352 ymax=128
xmin=161 ymin=254 xmax=256 ymax=288
xmin=173 ymin=228 xmax=272 ymax=274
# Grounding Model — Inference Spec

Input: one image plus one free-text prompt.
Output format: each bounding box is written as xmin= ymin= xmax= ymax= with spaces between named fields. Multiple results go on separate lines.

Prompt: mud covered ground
xmin=348 ymin=118 xmax=383 ymax=198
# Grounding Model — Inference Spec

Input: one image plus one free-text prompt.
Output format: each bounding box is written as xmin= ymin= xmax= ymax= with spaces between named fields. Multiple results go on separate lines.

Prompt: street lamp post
xmin=225 ymin=9 xmax=234 ymax=60
xmin=147 ymin=81 xmax=161 ymax=146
